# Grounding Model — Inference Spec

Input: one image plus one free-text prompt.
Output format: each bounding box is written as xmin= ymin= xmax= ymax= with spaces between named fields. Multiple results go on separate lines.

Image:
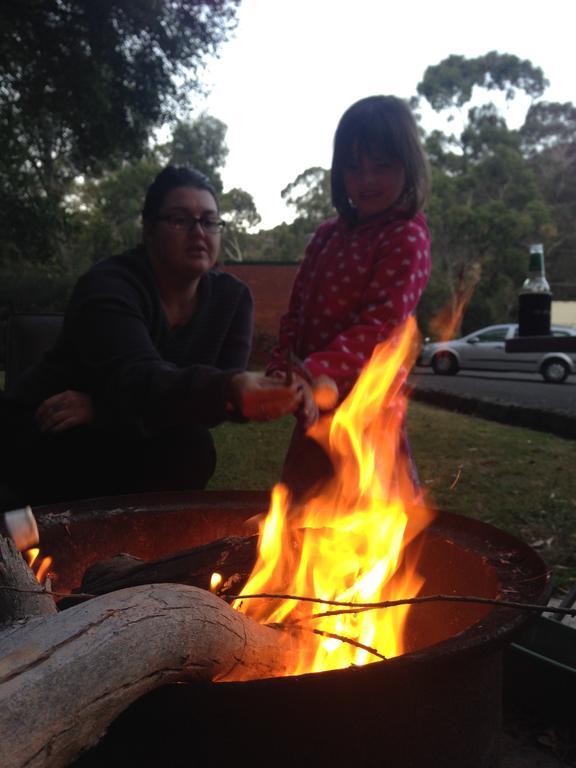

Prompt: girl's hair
xmin=331 ymin=95 xmax=430 ymax=221
xmin=142 ymin=165 xmax=218 ymax=221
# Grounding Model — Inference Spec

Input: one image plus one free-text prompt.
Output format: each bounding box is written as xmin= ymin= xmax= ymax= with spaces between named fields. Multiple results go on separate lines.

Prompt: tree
xmin=415 ymin=52 xmax=556 ymax=334
xmin=417 ymin=51 xmax=548 ymax=111
xmin=220 ymin=187 xmax=261 ymax=261
xmin=520 ymin=102 xmax=576 ymax=297
xmin=0 ymin=0 xmax=240 ymax=266
xmin=72 ymin=153 xmax=164 ymax=263
xmin=281 ymin=167 xmax=333 ymax=227
xmin=168 ymin=115 xmax=230 ymax=192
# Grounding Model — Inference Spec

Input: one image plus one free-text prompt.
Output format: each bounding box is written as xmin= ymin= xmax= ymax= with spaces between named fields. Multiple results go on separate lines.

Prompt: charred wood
xmin=77 ymin=534 xmax=258 ymax=599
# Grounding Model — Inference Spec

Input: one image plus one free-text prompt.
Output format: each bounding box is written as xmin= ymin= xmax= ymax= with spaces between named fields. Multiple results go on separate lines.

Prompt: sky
xmin=189 ymin=0 xmax=576 ymax=231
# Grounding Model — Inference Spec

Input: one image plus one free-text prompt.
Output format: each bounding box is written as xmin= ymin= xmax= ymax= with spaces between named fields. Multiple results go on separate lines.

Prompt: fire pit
xmin=33 ymin=489 xmax=549 ymax=768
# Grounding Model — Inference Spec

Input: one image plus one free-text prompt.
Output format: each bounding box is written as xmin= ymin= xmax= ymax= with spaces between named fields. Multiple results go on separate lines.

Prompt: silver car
xmin=418 ymin=324 xmax=576 ymax=383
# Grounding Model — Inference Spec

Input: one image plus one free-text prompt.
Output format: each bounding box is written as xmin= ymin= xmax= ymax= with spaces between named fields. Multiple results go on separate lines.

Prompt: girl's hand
xmin=229 ymin=372 xmax=307 ymax=423
xmin=268 ymin=369 xmax=319 ymax=428
xmin=35 ymin=390 xmax=95 ymax=433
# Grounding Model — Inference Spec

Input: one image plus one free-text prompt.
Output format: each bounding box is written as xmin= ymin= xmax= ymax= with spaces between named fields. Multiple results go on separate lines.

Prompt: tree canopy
xmin=0 ymin=0 xmax=239 ymax=184
xmin=417 ymin=51 xmax=548 ymax=111
xmin=0 ymin=0 xmax=239 ymax=267
xmin=413 ymin=52 xmax=573 ymax=334
xmin=169 ymin=115 xmax=230 ymax=193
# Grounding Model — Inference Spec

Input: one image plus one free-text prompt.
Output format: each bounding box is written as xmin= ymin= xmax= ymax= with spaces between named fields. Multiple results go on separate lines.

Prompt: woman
xmin=1 ymin=166 xmax=314 ymax=510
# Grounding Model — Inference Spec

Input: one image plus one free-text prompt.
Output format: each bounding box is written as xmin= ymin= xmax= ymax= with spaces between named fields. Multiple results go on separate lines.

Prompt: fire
xmin=428 ymin=262 xmax=481 ymax=342
xmin=235 ymin=316 xmax=434 ymax=675
xmin=24 ymin=548 xmax=53 ymax=584
xmin=210 ymin=572 xmax=223 ymax=592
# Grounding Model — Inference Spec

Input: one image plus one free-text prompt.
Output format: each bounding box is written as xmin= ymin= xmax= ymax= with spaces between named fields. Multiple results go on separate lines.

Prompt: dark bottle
xmin=518 ymin=244 xmax=552 ymax=336
xmin=0 ymin=506 xmax=39 ymax=551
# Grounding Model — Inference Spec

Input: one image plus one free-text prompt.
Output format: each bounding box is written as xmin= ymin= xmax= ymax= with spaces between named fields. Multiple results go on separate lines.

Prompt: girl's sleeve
xmin=303 ymin=217 xmax=431 ymax=399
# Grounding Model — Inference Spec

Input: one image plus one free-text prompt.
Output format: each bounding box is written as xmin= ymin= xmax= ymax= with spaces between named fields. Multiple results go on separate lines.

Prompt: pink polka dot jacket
xmin=268 ymin=208 xmax=431 ymax=400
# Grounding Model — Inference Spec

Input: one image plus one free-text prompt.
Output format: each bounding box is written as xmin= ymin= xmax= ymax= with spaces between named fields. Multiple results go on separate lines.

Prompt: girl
xmin=268 ymin=95 xmax=431 ymax=497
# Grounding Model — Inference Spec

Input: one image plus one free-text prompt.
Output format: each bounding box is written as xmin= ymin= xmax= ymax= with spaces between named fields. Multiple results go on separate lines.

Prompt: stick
xmin=225 ymin=591 xmax=571 ymax=618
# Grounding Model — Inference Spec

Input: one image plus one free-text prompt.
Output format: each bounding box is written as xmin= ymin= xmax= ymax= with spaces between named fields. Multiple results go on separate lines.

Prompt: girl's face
xmin=144 ymin=186 xmax=221 ymax=281
xmin=344 ymin=152 xmax=405 ymax=220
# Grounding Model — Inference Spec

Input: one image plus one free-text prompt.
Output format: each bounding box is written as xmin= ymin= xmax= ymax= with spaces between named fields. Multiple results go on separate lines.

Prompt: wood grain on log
xmin=0 ymin=536 xmax=57 ymax=625
xmin=0 ymin=583 xmax=297 ymax=768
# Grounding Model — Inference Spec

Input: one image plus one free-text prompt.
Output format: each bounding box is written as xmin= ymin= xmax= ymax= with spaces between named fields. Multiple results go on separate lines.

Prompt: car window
xmin=474 ymin=328 xmax=509 ymax=342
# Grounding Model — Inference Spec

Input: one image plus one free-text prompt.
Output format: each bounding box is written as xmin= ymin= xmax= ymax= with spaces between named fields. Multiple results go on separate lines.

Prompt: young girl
xmin=268 ymin=95 xmax=431 ymax=497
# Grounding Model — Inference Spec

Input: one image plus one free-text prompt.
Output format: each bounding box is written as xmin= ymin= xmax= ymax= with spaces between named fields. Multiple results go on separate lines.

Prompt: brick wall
xmin=221 ymin=262 xmax=299 ymax=336
xmin=220 ymin=262 xmax=299 ymax=368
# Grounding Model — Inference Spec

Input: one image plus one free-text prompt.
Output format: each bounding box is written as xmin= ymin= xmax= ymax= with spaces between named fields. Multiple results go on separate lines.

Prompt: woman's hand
xmin=35 ymin=390 xmax=95 ymax=433
xmin=228 ymin=372 xmax=311 ymax=424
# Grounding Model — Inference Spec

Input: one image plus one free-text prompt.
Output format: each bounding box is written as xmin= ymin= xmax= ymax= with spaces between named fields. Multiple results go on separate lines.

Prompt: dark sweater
xmin=13 ymin=248 xmax=254 ymax=434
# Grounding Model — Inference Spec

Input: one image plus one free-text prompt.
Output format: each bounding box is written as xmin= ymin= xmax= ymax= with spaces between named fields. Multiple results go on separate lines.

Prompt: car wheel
xmin=541 ymin=358 xmax=569 ymax=384
xmin=431 ymin=352 xmax=459 ymax=376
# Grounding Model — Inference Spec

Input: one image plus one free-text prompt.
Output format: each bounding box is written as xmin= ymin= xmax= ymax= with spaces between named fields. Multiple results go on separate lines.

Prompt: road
xmin=408 ymin=367 xmax=576 ymax=439
xmin=410 ymin=367 xmax=576 ymax=416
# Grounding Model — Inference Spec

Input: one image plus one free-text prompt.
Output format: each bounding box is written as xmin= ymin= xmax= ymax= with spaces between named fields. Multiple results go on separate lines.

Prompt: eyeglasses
xmin=156 ymin=214 xmax=226 ymax=234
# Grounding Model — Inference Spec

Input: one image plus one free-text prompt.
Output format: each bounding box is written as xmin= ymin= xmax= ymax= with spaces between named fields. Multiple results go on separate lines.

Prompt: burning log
xmin=77 ymin=534 xmax=258 ymax=598
xmin=0 ymin=536 xmax=56 ymax=624
xmin=0 ymin=535 xmax=297 ymax=768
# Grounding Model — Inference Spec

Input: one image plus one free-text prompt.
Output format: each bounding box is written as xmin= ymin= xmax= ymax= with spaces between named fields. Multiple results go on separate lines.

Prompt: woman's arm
xmin=64 ymin=268 xmax=309 ymax=433
xmin=215 ymin=284 xmax=254 ymax=371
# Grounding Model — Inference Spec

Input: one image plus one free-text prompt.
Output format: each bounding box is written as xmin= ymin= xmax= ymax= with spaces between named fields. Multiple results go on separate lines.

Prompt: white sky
xmin=190 ymin=0 xmax=576 ymax=230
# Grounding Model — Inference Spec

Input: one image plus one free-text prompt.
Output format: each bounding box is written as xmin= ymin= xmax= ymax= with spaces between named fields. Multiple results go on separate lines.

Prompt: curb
xmin=410 ymin=387 xmax=576 ymax=441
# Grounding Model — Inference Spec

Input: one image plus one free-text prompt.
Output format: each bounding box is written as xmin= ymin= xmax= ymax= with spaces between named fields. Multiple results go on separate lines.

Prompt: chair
xmin=3 ymin=313 xmax=64 ymax=393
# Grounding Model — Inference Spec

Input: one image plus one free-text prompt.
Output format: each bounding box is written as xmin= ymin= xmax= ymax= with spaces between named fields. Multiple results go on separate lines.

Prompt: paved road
xmin=409 ymin=366 xmax=576 ymax=438
xmin=411 ymin=367 xmax=576 ymax=416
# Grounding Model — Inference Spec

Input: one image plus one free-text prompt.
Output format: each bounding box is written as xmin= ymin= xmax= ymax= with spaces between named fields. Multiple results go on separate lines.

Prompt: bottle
xmin=518 ymin=243 xmax=552 ymax=336
xmin=0 ymin=506 xmax=39 ymax=551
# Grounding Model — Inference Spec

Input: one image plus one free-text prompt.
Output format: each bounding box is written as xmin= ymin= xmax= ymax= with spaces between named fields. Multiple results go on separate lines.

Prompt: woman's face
xmin=343 ymin=152 xmax=405 ymax=220
xmin=144 ymin=186 xmax=221 ymax=281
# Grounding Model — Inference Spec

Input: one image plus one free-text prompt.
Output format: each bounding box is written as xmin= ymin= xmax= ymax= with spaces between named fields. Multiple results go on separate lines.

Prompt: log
xmin=0 ymin=536 xmax=57 ymax=625
xmin=77 ymin=534 xmax=258 ymax=598
xmin=0 ymin=582 xmax=299 ymax=768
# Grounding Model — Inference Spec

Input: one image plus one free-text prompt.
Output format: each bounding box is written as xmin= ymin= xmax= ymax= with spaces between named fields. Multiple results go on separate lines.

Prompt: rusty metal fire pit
xmin=34 ymin=490 xmax=549 ymax=768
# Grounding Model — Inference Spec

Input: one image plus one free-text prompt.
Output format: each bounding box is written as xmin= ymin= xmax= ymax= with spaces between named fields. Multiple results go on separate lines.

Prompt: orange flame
xmin=428 ymin=263 xmax=481 ymax=342
xmin=24 ymin=548 xmax=52 ymax=585
xmin=235 ymin=317 xmax=435 ymax=675
xmin=210 ymin=572 xmax=223 ymax=593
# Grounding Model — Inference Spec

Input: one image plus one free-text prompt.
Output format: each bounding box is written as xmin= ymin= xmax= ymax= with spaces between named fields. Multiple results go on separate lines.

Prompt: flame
xmin=24 ymin=548 xmax=52 ymax=585
xmin=428 ymin=262 xmax=481 ymax=341
xmin=235 ymin=317 xmax=435 ymax=675
xmin=24 ymin=548 xmax=39 ymax=568
xmin=210 ymin=572 xmax=223 ymax=592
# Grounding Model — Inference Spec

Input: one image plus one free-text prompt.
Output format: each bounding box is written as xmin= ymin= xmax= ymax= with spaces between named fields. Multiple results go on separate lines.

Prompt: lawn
xmin=210 ymin=400 xmax=576 ymax=594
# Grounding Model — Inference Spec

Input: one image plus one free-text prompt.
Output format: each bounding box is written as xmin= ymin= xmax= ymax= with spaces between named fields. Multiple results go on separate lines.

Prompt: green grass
xmin=210 ymin=416 xmax=294 ymax=490
xmin=210 ymin=401 xmax=576 ymax=594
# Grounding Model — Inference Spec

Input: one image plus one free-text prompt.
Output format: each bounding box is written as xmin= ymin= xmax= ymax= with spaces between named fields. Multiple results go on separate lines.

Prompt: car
xmin=417 ymin=324 xmax=576 ymax=383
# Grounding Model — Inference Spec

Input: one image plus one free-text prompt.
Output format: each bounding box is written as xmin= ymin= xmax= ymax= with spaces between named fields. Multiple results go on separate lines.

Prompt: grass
xmin=210 ymin=401 xmax=576 ymax=594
